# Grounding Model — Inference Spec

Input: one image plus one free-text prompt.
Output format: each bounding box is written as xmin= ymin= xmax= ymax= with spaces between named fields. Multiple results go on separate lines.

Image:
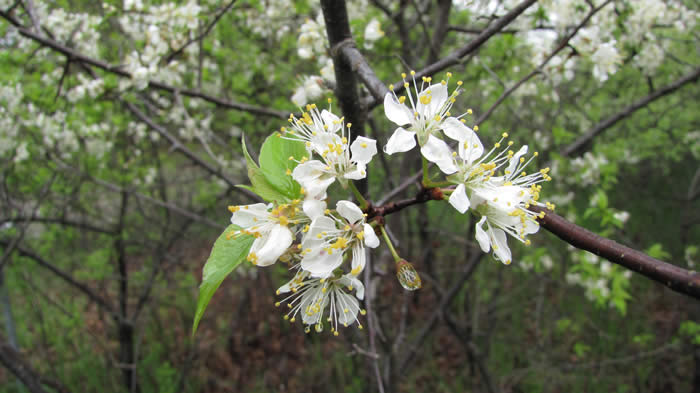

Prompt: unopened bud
xmin=395 ymin=259 xmax=422 ymax=291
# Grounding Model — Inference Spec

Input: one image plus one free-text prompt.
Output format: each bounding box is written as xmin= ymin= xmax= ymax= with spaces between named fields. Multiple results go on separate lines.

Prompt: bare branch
xmin=0 ymin=10 xmax=288 ymax=119
xmin=398 ymin=253 xmax=482 ymax=372
xmin=0 ymin=342 xmax=64 ymax=393
xmin=530 ymin=205 xmax=700 ymax=299
xmin=124 ymin=100 xmax=261 ymax=202
xmin=0 ymin=216 xmax=116 ymax=234
xmin=561 ymin=67 xmax=700 ymax=157
xmin=163 ymin=0 xmax=237 ymax=64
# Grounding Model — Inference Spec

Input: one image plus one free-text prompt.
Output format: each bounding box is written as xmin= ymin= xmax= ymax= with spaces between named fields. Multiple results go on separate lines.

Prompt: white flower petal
xmin=448 ymin=183 xmax=470 ymax=214
xmin=251 ymin=224 xmax=293 ymax=266
xmin=505 ymin=145 xmax=528 ymax=178
xmin=417 ymin=83 xmax=448 ymax=117
xmin=336 ymin=200 xmax=364 ymax=224
xmin=292 ymin=160 xmax=326 ymax=184
xmin=384 ymin=127 xmax=416 ymax=155
xmin=343 ymin=163 xmax=366 ymax=180
xmin=383 ymin=93 xmax=413 ymax=126
xmin=351 ymin=244 xmax=366 ymax=275
xmin=334 ymin=292 xmax=360 ymax=326
xmin=475 ymin=216 xmax=490 ymax=253
xmin=277 ymin=271 xmax=309 ymax=294
xmin=230 ymin=203 xmax=269 ymax=227
xmin=457 ymin=130 xmax=484 ymax=164
xmin=350 ymin=136 xmax=378 ymax=165
xmin=420 ymin=135 xmax=457 ymax=174
xmin=301 ymin=249 xmax=343 ymax=278
xmin=441 ymin=117 xmax=473 ymax=142
xmin=339 ymin=274 xmax=365 ymax=300
xmin=362 ymin=223 xmax=380 ymax=248
xmin=321 ymin=109 xmax=341 ymax=132
xmin=303 ymin=198 xmax=327 ymax=220
xmin=488 ymin=225 xmax=511 ymax=264
xmin=302 ymin=216 xmax=337 ymax=250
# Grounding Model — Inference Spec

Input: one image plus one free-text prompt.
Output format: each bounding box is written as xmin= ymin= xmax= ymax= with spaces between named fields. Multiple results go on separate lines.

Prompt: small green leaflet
xmin=259 ymin=133 xmax=307 ymax=199
xmin=238 ymin=135 xmax=306 ymax=203
xmin=192 ymin=225 xmax=254 ymax=335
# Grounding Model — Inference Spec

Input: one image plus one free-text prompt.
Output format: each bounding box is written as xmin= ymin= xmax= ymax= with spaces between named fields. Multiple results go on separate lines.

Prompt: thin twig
xmin=561 ymin=67 xmax=700 ymax=157
xmin=398 ymin=253 xmax=482 ymax=372
xmin=0 ymin=10 xmax=287 ymax=119
xmin=475 ymin=0 xmax=613 ymax=126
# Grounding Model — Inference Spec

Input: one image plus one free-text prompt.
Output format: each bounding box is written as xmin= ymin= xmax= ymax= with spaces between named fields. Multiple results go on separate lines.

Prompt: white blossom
xmin=299 ymin=201 xmax=379 ymax=278
xmin=276 ymin=270 xmax=366 ymax=335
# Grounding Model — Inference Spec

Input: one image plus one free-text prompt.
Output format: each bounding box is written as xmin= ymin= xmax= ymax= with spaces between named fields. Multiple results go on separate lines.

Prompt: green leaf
xmin=192 ymin=225 xmax=254 ymax=335
xmin=258 ymin=133 xmax=306 ymax=200
xmin=240 ymin=137 xmax=290 ymax=203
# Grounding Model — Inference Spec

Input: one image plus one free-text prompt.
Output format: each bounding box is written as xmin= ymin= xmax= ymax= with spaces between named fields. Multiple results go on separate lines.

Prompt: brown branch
xmin=529 ymin=205 xmax=700 ymax=299
xmin=0 ymin=343 xmax=68 ymax=393
xmin=0 ymin=10 xmax=287 ymax=119
xmin=0 ymin=216 xmax=116 ymax=234
xmin=368 ymin=186 xmax=443 ymax=219
xmin=561 ymin=66 xmax=700 ymax=157
xmin=367 ymin=185 xmax=700 ymax=299
xmin=321 ymin=0 xmax=368 ymax=194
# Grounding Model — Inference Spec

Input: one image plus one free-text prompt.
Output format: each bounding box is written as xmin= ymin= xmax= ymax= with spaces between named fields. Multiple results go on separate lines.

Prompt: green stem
xmin=421 ymin=156 xmax=430 ymax=186
xmin=421 ymin=157 xmax=452 ymax=188
xmin=349 ymin=181 xmax=369 ymax=210
xmin=380 ymin=225 xmax=401 ymax=262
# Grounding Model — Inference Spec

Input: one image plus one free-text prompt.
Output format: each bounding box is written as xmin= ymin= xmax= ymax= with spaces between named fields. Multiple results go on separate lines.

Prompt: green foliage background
xmin=0 ymin=0 xmax=698 ymax=392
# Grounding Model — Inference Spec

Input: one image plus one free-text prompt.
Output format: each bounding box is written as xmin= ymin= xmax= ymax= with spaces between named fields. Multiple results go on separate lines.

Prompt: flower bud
xmin=395 ymin=259 xmax=421 ymax=291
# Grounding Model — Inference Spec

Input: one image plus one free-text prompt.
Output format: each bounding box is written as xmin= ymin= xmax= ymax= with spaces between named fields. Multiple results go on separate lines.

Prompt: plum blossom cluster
xmin=383 ymin=72 xmax=552 ymax=264
xmin=227 ymin=103 xmax=380 ymax=335
xmin=222 ymin=71 xmax=553 ymax=335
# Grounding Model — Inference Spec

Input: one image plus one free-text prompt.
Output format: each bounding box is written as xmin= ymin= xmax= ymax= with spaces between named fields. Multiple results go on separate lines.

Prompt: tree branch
xmin=124 ymin=100 xmax=260 ymax=202
xmin=0 ymin=343 xmax=61 ymax=393
xmin=529 ymin=205 xmax=700 ymax=299
xmin=162 ymin=0 xmax=237 ymax=64
xmin=0 ymin=240 xmax=121 ymax=320
xmin=561 ymin=67 xmax=700 ymax=157
xmin=321 ymin=0 xmax=368 ymax=194
xmin=366 ymin=184 xmax=700 ymax=299
xmin=0 ymin=216 xmax=116 ymax=235
xmin=0 ymin=10 xmax=287 ymax=119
